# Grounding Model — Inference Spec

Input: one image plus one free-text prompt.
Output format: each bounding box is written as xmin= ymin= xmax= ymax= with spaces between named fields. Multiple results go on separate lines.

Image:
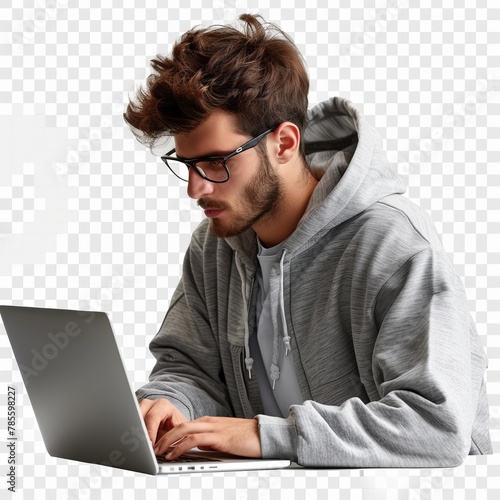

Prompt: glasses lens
xmin=164 ymin=158 xmax=190 ymax=182
xmin=195 ymin=159 xmax=228 ymax=182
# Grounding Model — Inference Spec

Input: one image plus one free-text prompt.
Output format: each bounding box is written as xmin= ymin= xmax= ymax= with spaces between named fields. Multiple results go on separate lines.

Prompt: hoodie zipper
xmin=233 ymin=274 xmax=255 ymax=418
xmin=244 ymin=274 xmax=255 ymax=378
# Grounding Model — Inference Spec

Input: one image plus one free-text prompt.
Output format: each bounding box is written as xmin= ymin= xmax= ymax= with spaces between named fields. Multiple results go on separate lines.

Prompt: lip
xmin=204 ymin=208 xmax=225 ymax=218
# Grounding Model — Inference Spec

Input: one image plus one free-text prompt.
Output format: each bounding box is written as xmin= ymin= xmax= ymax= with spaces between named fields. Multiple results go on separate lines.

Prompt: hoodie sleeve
xmin=257 ymin=247 xmax=489 ymax=467
xmin=135 ymin=235 xmax=233 ymax=420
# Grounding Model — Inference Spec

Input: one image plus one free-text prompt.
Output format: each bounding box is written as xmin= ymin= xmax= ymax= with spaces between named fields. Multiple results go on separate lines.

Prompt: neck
xmin=254 ymin=167 xmax=318 ymax=248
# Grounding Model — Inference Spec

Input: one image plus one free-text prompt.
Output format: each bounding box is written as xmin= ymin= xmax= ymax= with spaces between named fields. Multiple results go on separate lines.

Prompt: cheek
xmin=226 ymin=153 xmax=260 ymax=181
xmin=224 ymin=168 xmax=253 ymax=198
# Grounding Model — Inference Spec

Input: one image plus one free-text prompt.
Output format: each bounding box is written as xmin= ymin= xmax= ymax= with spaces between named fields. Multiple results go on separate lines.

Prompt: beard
xmin=199 ymin=149 xmax=284 ymax=239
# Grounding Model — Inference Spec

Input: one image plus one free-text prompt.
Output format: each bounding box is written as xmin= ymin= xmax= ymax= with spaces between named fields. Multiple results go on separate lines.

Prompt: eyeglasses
xmin=160 ymin=128 xmax=275 ymax=183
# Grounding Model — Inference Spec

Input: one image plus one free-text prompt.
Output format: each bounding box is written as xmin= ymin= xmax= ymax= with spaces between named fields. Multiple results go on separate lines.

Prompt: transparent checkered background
xmin=0 ymin=0 xmax=499 ymax=498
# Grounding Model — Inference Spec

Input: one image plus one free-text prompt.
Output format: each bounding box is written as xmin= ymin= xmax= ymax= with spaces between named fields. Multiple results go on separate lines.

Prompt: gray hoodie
xmin=136 ymin=97 xmax=492 ymax=467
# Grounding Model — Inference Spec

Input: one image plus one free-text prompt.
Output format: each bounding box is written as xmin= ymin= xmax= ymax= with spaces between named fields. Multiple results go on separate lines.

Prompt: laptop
xmin=0 ymin=305 xmax=292 ymax=475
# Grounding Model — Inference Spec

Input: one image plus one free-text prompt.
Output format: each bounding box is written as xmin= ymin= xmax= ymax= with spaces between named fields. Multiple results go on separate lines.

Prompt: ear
xmin=269 ymin=122 xmax=301 ymax=164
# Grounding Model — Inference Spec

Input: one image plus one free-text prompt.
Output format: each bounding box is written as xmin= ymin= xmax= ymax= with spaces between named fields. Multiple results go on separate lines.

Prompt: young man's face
xmin=174 ymin=111 xmax=284 ymax=239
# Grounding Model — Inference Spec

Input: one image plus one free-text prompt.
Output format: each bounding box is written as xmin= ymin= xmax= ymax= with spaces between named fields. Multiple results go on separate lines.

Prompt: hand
xmin=153 ymin=416 xmax=262 ymax=460
xmin=139 ymin=398 xmax=188 ymax=448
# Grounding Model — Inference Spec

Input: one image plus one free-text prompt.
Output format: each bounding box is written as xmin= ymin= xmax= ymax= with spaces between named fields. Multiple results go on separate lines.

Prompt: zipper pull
xmin=270 ymin=363 xmax=280 ymax=390
xmin=283 ymin=336 xmax=291 ymax=356
xmin=245 ymin=357 xmax=254 ymax=379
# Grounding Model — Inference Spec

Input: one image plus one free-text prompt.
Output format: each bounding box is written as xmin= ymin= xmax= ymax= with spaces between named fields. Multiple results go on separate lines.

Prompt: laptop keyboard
xmin=156 ymin=453 xmax=222 ymax=463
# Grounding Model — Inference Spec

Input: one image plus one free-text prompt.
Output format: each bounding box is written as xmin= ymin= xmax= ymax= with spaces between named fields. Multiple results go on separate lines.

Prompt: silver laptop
xmin=0 ymin=305 xmax=292 ymax=475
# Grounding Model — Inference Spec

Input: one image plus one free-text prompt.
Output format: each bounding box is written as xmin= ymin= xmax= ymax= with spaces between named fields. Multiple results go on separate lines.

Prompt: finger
xmin=141 ymin=400 xmax=172 ymax=445
xmin=153 ymin=419 xmax=214 ymax=456
xmin=165 ymin=434 xmax=218 ymax=461
xmin=138 ymin=399 xmax=160 ymax=444
xmin=153 ymin=423 xmax=192 ymax=456
xmin=138 ymin=398 xmax=155 ymax=419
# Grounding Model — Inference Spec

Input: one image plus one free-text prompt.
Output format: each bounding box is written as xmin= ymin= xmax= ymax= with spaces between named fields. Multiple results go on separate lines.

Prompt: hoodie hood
xmin=227 ymin=96 xmax=406 ymax=260
xmin=226 ymin=96 xmax=407 ymax=384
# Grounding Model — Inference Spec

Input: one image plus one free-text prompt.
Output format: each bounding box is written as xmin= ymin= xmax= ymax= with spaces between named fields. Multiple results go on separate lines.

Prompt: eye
xmin=196 ymin=159 xmax=224 ymax=171
xmin=194 ymin=159 xmax=228 ymax=182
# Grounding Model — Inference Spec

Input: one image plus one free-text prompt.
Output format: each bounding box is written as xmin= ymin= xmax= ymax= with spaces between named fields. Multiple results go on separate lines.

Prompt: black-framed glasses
xmin=160 ymin=128 xmax=275 ymax=183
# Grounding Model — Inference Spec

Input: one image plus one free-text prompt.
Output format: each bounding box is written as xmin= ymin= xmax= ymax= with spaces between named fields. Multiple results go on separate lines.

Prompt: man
xmin=124 ymin=14 xmax=492 ymax=467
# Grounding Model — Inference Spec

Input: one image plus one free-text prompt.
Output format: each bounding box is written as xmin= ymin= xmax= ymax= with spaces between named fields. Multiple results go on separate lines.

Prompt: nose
xmin=186 ymin=167 xmax=215 ymax=200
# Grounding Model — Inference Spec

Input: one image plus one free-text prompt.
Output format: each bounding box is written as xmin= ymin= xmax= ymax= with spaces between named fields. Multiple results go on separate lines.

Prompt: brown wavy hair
xmin=123 ymin=14 xmax=309 ymax=156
